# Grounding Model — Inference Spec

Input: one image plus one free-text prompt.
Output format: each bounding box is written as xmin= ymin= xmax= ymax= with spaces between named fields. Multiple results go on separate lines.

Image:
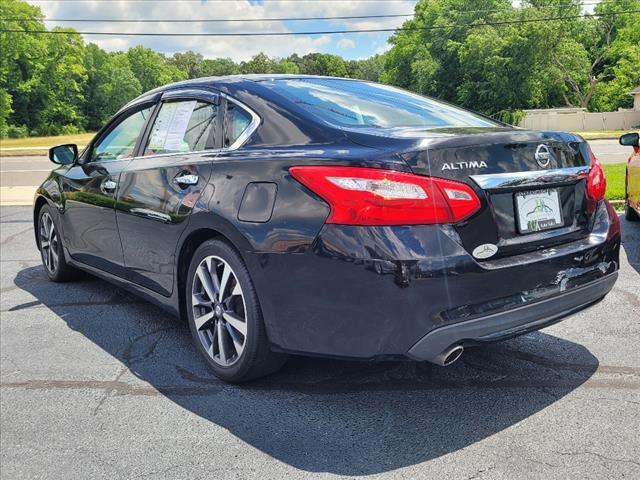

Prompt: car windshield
xmin=262 ymin=78 xmax=499 ymax=129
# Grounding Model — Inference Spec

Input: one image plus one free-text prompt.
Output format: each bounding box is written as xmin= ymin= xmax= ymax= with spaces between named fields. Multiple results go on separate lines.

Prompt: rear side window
xmin=261 ymin=78 xmax=498 ymax=129
xmin=144 ymin=100 xmax=218 ymax=156
xmin=224 ymin=102 xmax=252 ymax=148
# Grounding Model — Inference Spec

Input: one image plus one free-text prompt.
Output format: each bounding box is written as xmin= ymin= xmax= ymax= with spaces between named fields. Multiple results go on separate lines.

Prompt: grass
xmin=603 ymin=163 xmax=626 ymax=201
xmin=0 ymin=132 xmax=95 ymax=155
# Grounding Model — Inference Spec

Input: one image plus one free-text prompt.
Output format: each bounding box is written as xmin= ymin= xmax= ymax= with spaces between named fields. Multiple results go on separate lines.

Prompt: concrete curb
xmin=0 ymin=186 xmax=36 ymax=206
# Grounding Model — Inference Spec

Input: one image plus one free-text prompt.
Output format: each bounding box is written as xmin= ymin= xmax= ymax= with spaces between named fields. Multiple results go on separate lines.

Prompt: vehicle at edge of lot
xmin=620 ymin=132 xmax=640 ymax=221
xmin=34 ymin=75 xmax=620 ymax=382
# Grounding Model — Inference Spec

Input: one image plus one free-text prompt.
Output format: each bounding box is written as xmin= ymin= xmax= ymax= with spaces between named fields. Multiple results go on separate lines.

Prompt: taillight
xmin=586 ymin=149 xmax=606 ymax=202
xmin=289 ymin=166 xmax=481 ymax=225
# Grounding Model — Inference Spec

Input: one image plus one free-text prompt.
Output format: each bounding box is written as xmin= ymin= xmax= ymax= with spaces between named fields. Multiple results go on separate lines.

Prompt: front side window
xmin=144 ymin=100 xmax=218 ymax=156
xmin=261 ymin=78 xmax=499 ymax=129
xmin=224 ymin=102 xmax=252 ymax=148
xmin=91 ymin=106 xmax=154 ymax=162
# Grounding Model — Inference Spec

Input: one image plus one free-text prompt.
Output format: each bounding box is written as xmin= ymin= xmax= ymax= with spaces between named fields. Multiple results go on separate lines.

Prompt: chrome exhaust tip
xmin=430 ymin=345 xmax=464 ymax=366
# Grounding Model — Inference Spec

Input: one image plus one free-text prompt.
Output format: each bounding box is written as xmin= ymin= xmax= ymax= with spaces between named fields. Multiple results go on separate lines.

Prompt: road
xmin=588 ymin=139 xmax=632 ymax=164
xmin=0 ymin=205 xmax=639 ymax=479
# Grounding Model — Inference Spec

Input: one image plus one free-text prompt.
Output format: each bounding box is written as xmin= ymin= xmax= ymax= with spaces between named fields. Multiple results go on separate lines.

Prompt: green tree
xmin=169 ymin=50 xmax=204 ymax=79
xmin=240 ymin=53 xmax=274 ymax=74
xmin=127 ymin=45 xmax=187 ymax=92
xmin=84 ymin=45 xmax=142 ymax=130
xmin=383 ymin=0 xmax=515 ymax=104
xmin=199 ymin=58 xmax=241 ymax=77
xmin=298 ymin=53 xmax=348 ymax=77
xmin=33 ymin=28 xmax=88 ymax=134
xmin=272 ymin=59 xmax=300 ymax=74
xmin=347 ymin=54 xmax=386 ymax=82
xmin=550 ymin=0 xmax=640 ymax=110
xmin=381 ymin=0 xmax=598 ymax=114
xmin=0 ymin=89 xmax=12 ymax=138
xmin=587 ymin=0 xmax=640 ymax=111
xmin=0 ymin=0 xmax=47 ymax=136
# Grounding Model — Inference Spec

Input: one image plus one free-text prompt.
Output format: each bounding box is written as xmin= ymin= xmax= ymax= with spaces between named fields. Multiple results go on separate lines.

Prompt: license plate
xmin=515 ymin=189 xmax=563 ymax=234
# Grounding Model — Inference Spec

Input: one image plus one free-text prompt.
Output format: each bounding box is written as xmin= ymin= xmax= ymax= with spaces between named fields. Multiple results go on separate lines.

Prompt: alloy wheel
xmin=39 ymin=212 xmax=59 ymax=274
xmin=191 ymin=255 xmax=247 ymax=366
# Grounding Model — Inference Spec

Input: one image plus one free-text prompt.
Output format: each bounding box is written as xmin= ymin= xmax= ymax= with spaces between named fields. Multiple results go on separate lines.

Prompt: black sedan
xmin=36 ymin=76 xmax=620 ymax=382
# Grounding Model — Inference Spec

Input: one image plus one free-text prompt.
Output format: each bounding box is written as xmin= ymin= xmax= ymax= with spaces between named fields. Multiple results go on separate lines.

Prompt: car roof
xmin=151 ymin=74 xmax=359 ymax=93
xmin=176 ymin=73 xmax=356 ymax=85
xmin=120 ymin=74 xmax=362 ymax=113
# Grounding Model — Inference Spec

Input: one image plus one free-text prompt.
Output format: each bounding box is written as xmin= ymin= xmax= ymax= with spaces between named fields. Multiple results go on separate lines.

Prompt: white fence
xmin=519 ymin=108 xmax=640 ymax=131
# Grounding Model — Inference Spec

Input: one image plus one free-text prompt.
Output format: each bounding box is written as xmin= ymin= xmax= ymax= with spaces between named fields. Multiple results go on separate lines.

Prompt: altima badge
xmin=442 ymin=161 xmax=487 ymax=171
xmin=472 ymin=243 xmax=498 ymax=259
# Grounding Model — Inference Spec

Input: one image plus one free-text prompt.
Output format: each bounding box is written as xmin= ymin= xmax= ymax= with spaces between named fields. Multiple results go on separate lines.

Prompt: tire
xmin=625 ymin=199 xmax=640 ymax=221
xmin=37 ymin=204 xmax=80 ymax=282
xmin=185 ymin=239 xmax=287 ymax=382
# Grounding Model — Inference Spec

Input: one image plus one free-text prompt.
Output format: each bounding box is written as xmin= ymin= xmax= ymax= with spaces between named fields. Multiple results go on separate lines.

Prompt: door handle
xmin=173 ymin=174 xmax=199 ymax=186
xmin=101 ymin=179 xmax=117 ymax=194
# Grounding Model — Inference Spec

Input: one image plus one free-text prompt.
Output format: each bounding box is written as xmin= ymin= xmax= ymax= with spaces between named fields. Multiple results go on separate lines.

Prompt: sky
xmin=29 ymin=0 xmax=601 ymax=62
xmin=30 ymin=0 xmax=419 ymax=61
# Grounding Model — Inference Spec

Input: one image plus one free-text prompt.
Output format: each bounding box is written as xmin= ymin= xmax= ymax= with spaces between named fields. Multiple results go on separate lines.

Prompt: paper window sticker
xmin=164 ymin=101 xmax=197 ymax=151
xmin=147 ymin=102 xmax=178 ymax=150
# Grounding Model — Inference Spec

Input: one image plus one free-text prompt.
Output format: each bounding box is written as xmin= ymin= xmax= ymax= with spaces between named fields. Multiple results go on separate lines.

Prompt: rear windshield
xmin=261 ymin=78 xmax=498 ymax=129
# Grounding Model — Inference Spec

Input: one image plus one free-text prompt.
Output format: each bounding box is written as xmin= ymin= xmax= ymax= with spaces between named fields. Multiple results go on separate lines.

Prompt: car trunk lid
xmin=344 ymin=127 xmax=595 ymax=260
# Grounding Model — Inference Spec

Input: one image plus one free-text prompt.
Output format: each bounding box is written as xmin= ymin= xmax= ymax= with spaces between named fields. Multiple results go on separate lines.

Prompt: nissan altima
xmin=35 ymin=76 xmax=620 ymax=382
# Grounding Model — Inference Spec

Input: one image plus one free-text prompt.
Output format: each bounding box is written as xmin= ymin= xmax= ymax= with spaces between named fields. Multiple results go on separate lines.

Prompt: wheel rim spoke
xmin=206 ymin=329 xmax=216 ymax=358
xmin=218 ymin=262 xmax=231 ymax=302
xmin=216 ymin=319 xmax=227 ymax=363
xmin=224 ymin=322 xmax=244 ymax=356
xmin=223 ymin=311 xmax=247 ymax=336
xmin=40 ymin=213 xmax=58 ymax=273
xmin=196 ymin=263 xmax=217 ymax=301
xmin=194 ymin=310 xmax=215 ymax=331
xmin=191 ymin=254 xmax=248 ymax=367
xmin=191 ymin=292 xmax=210 ymax=308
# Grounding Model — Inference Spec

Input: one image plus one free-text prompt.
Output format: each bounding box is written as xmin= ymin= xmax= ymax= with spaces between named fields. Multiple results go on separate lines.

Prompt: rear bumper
xmin=247 ymin=201 xmax=620 ymax=360
xmin=407 ymin=272 xmax=617 ymax=361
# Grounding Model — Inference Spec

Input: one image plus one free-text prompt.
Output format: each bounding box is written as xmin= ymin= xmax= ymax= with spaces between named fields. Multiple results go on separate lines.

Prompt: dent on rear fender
xmin=313 ymin=224 xmax=471 ymax=288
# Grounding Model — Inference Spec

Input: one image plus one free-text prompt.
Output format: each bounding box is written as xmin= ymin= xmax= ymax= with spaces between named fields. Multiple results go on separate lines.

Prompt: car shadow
xmin=13 ymin=265 xmax=599 ymax=476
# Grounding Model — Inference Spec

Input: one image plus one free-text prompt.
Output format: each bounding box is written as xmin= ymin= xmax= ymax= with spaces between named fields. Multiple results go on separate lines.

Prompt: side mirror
xmin=49 ymin=144 xmax=78 ymax=165
xmin=619 ymin=132 xmax=639 ymax=147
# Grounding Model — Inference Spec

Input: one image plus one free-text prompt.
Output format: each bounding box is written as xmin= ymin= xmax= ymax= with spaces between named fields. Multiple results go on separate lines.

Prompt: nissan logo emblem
xmin=534 ymin=144 xmax=552 ymax=168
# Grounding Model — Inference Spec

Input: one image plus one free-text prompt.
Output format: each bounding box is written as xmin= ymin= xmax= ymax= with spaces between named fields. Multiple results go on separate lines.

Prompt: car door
xmin=58 ymin=102 xmax=157 ymax=276
xmin=628 ymin=145 xmax=640 ymax=211
xmin=115 ymin=90 xmax=221 ymax=296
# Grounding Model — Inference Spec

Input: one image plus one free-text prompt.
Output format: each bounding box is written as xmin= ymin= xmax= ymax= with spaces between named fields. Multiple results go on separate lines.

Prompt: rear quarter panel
xmin=182 ymin=142 xmax=406 ymax=344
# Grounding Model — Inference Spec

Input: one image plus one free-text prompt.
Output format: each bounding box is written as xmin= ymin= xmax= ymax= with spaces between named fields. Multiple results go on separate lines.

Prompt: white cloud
xmin=337 ymin=38 xmax=355 ymax=50
xmin=375 ymin=43 xmax=392 ymax=55
xmin=32 ymin=0 xmax=417 ymax=60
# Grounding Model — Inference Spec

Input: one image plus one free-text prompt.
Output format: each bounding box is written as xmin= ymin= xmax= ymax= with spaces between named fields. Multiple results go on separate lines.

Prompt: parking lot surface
xmin=0 ymin=205 xmax=639 ymax=479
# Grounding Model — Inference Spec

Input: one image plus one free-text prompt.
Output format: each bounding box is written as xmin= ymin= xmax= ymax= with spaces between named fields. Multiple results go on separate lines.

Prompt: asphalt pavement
xmin=588 ymin=139 xmax=632 ymax=164
xmin=0 ymin=205 xmax=639 ymax=479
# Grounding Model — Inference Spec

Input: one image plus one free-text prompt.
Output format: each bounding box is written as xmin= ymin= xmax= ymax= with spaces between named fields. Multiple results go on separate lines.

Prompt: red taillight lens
xmin=586 ymin=150 xmax=606 ymax=202
xmin=289 ymin=166 xmax=481 ymax=225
